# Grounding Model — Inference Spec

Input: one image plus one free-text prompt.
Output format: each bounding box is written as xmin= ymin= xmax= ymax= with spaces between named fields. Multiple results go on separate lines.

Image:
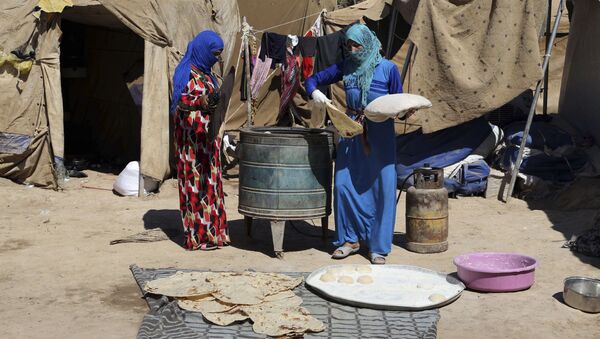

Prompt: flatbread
xmin=143 ymin=271 xmax=219 ymax=297
xmin=209 ymin=272 xmax=303 ymax=305
xmin=263 ymin=290 xmax=296 ymax=302
xmin=251 ymin=306 xmax=325 ymax=337
xmin=202 ymin=308 xmax=249 ymax=326
xmin=241 ymin=295 xmax=304 ymax=319
xmin=178 ymin=298 xmax=235 ymax=314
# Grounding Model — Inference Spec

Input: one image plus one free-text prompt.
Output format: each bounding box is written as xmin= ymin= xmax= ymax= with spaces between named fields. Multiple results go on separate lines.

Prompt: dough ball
xmin=417 ymin=283 xmax=434 ymax=290
xmin=337 ymin=275 xmax=354 ymax=284
xmin=327 ymin=267 xmax=343 ymax=275
xmin=356 ymin=275 xmax=374 ymax=285
xmin=319 ymin=272 xmax=336 ymax=283
xmin=355 ymin=265 xmax=373 ymax=273
xmin=428 ymin=293 xmax=447 ymax=303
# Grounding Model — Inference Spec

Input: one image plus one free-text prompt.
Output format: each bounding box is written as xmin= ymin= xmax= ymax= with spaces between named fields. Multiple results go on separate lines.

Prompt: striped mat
xmin=131 ymin=265 xmax=440 ymax=339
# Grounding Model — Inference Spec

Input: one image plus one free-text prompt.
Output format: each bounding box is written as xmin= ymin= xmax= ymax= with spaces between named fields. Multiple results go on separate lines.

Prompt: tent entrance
xmin=60 ymin=17 xmax=144 ymax=173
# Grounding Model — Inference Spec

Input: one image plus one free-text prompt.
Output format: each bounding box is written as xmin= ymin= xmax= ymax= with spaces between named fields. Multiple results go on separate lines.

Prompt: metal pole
xmin=242 ymin=16 xmax=253 ymax=127
xmin=543 ymin=0 xmax=552 ymax=115
xmin=505 ymin=0 xmax=564 ymax=202
xmin=385 ymin=4 xmax=398 ymax=59
xmin=401 ymin=42 xmax=414 ymax=86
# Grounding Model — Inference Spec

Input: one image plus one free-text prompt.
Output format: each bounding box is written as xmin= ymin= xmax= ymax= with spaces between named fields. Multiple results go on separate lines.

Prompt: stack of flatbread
xmin=143 ymin=271 xmax=325 ymax=337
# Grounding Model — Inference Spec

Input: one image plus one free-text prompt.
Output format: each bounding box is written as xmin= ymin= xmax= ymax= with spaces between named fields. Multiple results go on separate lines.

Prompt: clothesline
xmin=253 ymin=10 xmax=325 ymax=33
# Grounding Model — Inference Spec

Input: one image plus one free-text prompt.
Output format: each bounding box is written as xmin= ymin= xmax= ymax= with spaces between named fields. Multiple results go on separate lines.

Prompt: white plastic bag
xmin=364 ymin=93 xmax=432 ymax=122
xmin=113 ymin=161 xmax=140 ymax=196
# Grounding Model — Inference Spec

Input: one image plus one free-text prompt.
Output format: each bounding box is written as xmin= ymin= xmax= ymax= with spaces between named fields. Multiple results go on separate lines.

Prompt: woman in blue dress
xmin=305 ymin=24 xmax=402 ymax=264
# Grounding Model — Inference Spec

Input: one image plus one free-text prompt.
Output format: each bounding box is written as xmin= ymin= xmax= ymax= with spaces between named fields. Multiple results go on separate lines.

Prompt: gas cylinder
xmin=405 ymin=166 xmax=449 ymax=253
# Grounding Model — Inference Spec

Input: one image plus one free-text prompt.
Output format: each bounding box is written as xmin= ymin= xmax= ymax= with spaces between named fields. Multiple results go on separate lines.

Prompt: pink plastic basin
xmin=453 ymin=252 xmax=538 ymax=292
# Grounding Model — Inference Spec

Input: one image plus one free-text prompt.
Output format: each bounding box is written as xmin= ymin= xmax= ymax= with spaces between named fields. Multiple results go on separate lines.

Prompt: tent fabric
xmin=406 ymin=0 xmax=547 ymax=134
xmin=221 ymin=0 xmax=338 ymax=132
xmin=322 ymin=0 xmax=390 ymax=32
xmin=141 ymin=40 xmax=170 ymax=181
xmin=559 ymin=0 xmax=600 ymax=144
xmin=96 ymin=0 xmax=170 ymax=47
xmin=0 ymin=8 xmax=59 ymax=187
xmin=0 ymin=0 xmax=239 ymax=187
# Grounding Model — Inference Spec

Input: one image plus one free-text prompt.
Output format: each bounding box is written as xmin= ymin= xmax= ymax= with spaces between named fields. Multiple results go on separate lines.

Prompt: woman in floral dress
xmin=170 ymin=31 xmax=229 ymax=250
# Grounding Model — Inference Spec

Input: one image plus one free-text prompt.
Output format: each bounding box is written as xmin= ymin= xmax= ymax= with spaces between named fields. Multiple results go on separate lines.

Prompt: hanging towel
xmin=250 ymin=47 xmax=272 ymax=99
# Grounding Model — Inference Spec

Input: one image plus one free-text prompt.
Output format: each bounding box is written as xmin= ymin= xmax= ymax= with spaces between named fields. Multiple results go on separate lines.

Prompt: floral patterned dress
xmin=174 ymin=65 xmax=229 ymax=250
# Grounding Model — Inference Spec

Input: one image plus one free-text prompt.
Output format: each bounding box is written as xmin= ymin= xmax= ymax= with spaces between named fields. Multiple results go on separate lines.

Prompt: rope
xmin=253 ymin=10 xmax=324 ymax=33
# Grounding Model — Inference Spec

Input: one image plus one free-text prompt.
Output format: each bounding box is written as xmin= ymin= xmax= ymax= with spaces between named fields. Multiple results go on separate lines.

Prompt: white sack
xmin=113 ymin=161 xmax=139 ymax=196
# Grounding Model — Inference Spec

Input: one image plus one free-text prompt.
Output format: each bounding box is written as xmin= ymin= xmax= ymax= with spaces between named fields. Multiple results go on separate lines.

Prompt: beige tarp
xmin=323 ymin=0 xmax=390 ymax=31
xmin=559 ymin=0 xmax=600 ymax=144
xmin=405 ymin=0 xmax=547 ymax=133
xmin=0 ymin=9 xmax=58 ymax=187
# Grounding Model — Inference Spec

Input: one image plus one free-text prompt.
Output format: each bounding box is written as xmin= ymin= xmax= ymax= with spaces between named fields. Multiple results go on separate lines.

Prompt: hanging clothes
xmin=239 ymin=53 xmax=254 ymax=101
xmin=279 ymin=45 xmax=301 ymax=119
xmin=299 ymin=32 xmax=317 ymax=80
xmin=313 ymin=29 xmax=347 ymax=94
xmin=250 ymin=46 xmax=272 ymax=99
xmin=258 ymin=32 xmax=287 ymax=68
xmin=299 ymin=12 xmax=323 ymax=80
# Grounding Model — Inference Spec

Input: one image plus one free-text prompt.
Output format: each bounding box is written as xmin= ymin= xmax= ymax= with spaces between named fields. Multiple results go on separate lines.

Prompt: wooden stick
xmin=242 ymin=17 xmax=253 ymax=127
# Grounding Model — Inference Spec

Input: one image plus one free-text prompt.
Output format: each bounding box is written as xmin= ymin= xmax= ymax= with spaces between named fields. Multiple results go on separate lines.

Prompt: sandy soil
xmin=1 ymin=171 xmax=599 ymax=339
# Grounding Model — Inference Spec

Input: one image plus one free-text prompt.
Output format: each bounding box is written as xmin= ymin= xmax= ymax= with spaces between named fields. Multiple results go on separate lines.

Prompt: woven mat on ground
xmin=130 ymin=265 xmax=440 ymax=339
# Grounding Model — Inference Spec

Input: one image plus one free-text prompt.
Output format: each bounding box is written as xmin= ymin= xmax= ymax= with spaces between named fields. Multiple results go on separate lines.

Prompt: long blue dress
xmin=305 ymin=59 xmax=402 ymax=255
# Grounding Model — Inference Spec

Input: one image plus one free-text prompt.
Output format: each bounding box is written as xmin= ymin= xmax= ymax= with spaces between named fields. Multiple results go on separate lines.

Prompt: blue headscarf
xmin=170 ymin=30 xmax=224 ymax=113
xmin=343 ymin=24 xmax=383 ymax=109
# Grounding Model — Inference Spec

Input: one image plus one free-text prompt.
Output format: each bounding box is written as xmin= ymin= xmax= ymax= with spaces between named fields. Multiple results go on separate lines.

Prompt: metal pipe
xmin=401 ymin=42 xmax=414 ymax=86
xmin=543 ymin=0 xmax=552 ymax=115
xmin=505 ymin=0 xmax=564 ymax=203
xmin=385 ymin=3 xmax=398 ymax=59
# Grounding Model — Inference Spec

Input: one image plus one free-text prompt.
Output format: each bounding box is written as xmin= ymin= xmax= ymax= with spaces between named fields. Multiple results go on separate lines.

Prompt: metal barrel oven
xmin=238 ymin=127 xmax=334 ymax=257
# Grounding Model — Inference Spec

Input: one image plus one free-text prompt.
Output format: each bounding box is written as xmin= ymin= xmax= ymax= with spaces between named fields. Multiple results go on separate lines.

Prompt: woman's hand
xmin=311 ymin=89 xmax=331 ymax=107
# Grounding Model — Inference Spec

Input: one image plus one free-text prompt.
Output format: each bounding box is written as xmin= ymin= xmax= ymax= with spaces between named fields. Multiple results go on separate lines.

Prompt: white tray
xmin=305 ymin=264 xmax=465 ymax=311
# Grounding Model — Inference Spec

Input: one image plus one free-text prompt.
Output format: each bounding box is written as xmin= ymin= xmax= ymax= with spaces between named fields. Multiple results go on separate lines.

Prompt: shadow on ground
xmin=141 ymin=210 xmax=336 ymax=257
xmin=540 ymin=209 xmax=600 ymax=269
xmin=228 ymin=218 xmax=335 ymax=258
xmin=143 ymin=209 xmax=185 ymax=247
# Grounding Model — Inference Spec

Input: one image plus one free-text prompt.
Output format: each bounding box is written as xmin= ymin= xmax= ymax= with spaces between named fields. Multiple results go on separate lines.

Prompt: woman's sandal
xmin=332 ymin=244 xmax=360 ymax=259
xmin=370 ymin=253 xmax=386 ymax=265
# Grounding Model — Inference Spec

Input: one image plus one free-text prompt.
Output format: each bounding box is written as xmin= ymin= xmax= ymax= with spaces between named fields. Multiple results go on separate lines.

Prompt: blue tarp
xmin=500 ymin=122 xmax=586 ymax=182
xmin=396 ymin=117 xmax=492 ymax=183
xmin=504 ymin=121 xmax=573 ymax=150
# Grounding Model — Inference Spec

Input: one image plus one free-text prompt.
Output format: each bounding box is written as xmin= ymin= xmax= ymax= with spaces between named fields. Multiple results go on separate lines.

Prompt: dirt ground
xmin=1 ymin=170 xmax=599 ymax=339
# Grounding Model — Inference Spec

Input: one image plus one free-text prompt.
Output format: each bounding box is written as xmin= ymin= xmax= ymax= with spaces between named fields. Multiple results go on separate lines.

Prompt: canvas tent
xmin=0 ymin=0 xmax=239 ymax=188
xmin=558 ymin=0 xmax=600 ymax=144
